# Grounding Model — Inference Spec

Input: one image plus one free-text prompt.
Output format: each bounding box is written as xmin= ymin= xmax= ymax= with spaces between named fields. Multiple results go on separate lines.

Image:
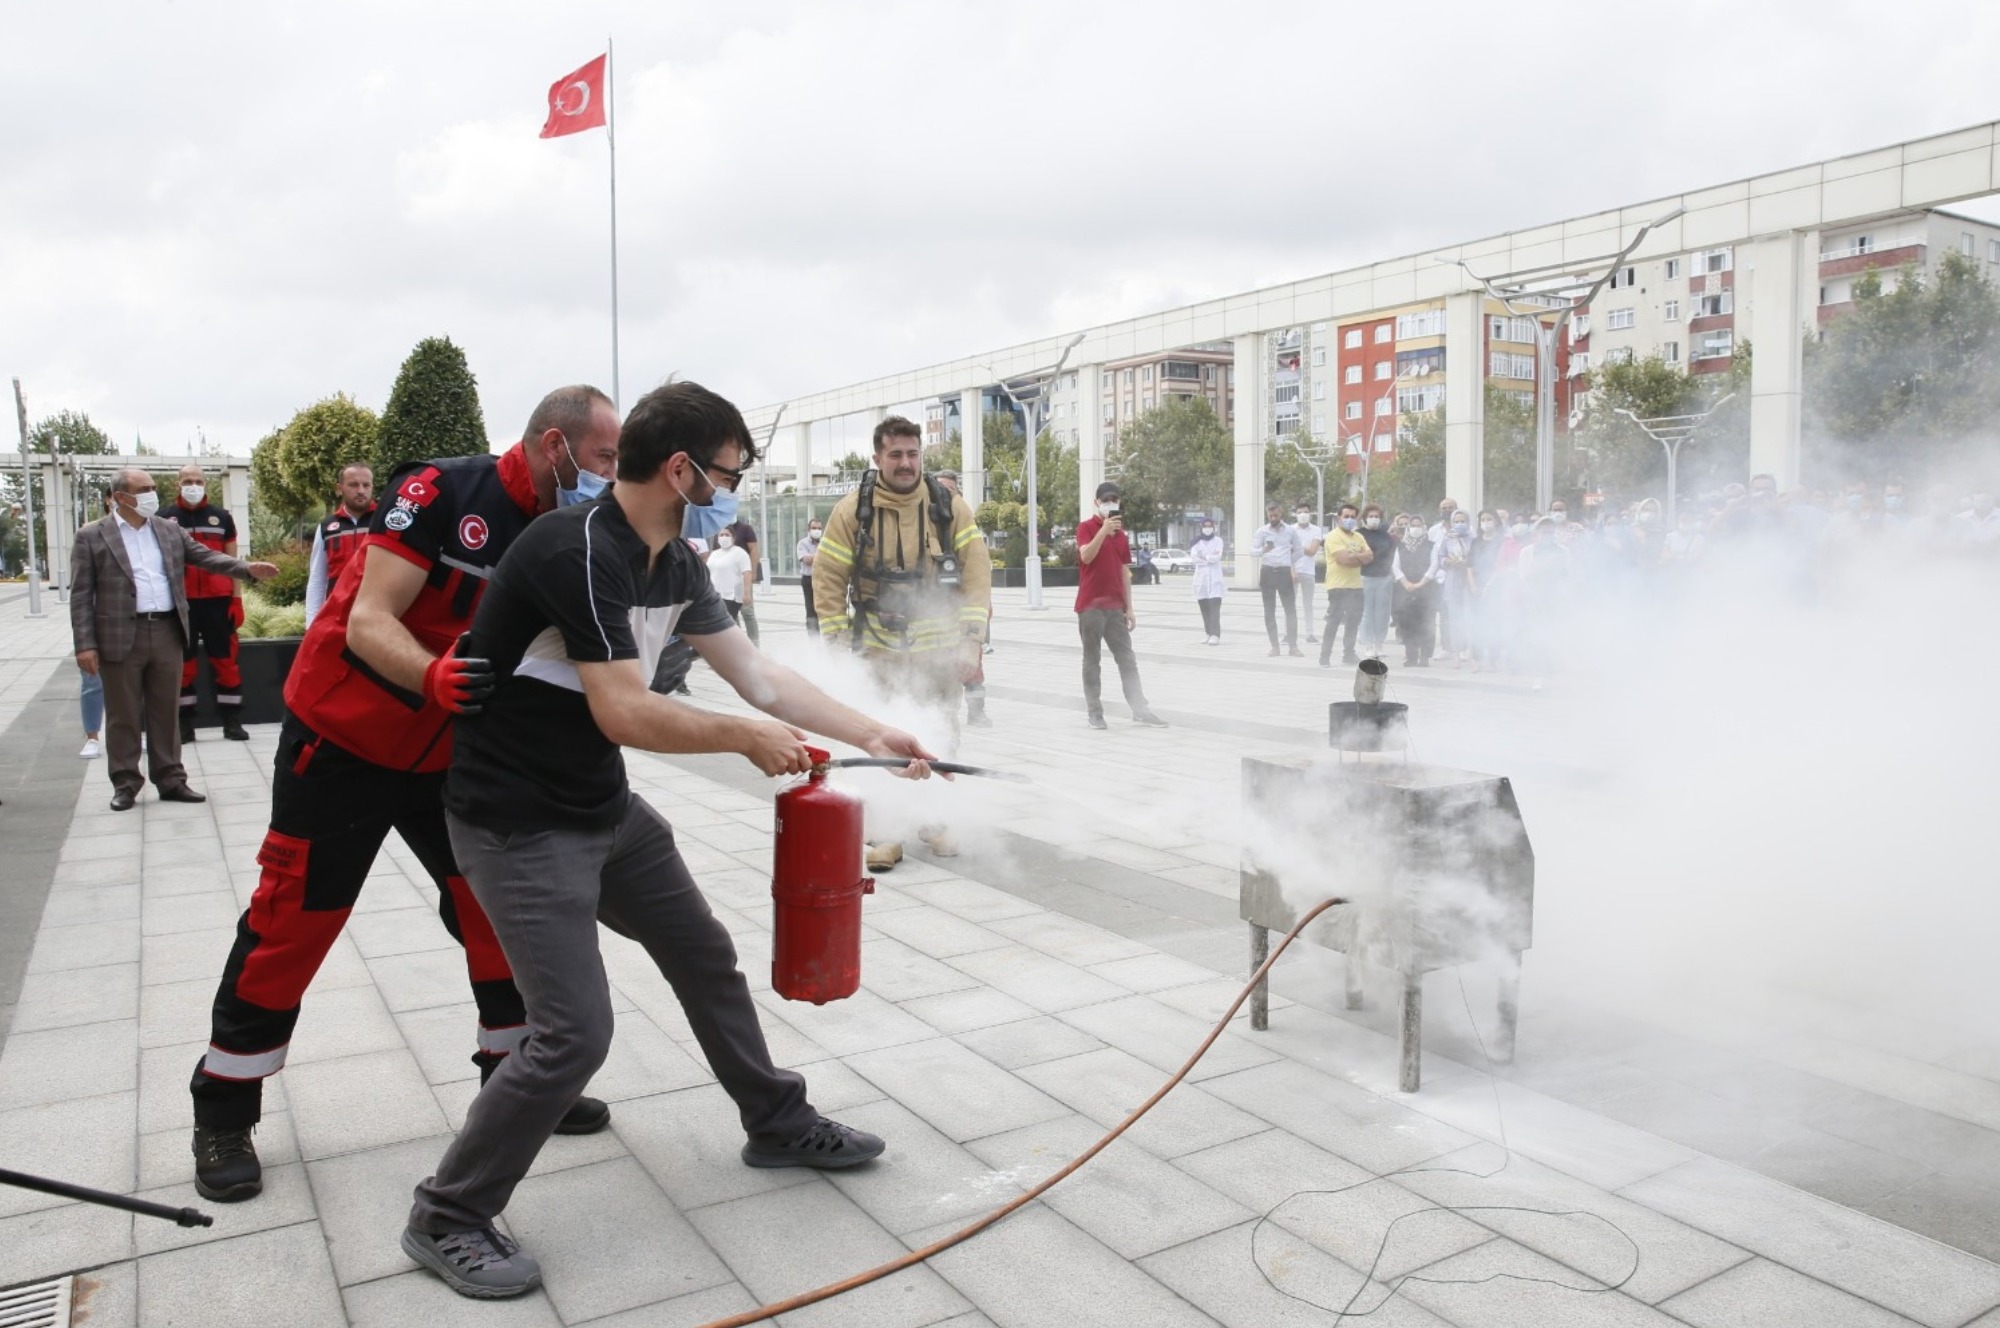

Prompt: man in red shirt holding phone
xmin=1073 ymin=481 xmax=1168 ymax=731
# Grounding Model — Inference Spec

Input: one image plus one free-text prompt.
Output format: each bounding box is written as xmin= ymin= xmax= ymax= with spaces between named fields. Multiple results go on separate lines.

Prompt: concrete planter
xmin=990 ymin=566 xmax=1079 ymax=589
xmin=187 ymin=635 xmax=301 ymax=729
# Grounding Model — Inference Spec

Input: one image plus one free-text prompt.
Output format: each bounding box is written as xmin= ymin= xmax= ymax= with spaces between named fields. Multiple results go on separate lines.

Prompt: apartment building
xmin=1817 ymin=208 xmax=2000 ymax=323
xmin=1326 ymin=299 xmax=1569 ymax=473
xmin=1095 ymin=344 xmax=1235 ymax=448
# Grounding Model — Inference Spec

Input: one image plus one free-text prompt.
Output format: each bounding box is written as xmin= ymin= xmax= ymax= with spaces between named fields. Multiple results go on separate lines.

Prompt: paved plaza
xmin=3 ymin=580 xmax=1999 ymax=1327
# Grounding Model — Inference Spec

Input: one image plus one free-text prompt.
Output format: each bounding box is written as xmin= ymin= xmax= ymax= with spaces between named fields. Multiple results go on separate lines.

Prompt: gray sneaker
xmin=742 ymin=1116 xmax=885 ymax=1170
xmin=402 ymin=1225 xmax=542 ymax=1299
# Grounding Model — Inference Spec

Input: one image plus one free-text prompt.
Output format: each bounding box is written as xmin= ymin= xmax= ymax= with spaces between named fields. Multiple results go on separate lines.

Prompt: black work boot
xmin=964 ymin=688 xmax=992 ymax=729
xmin=192 ymin=1124 xmax=262 ymax=1202
xmin=474 ymin=1052 xmax=611 ymax=1135
xmin=179 ymin=714 xmax=197 ymax=744
xmin=222 ymin=717 xmax=250 ymax=741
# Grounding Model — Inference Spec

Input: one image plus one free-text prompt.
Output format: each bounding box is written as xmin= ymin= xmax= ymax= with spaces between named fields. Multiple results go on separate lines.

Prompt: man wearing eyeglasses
xmin=186 ymin=386 xmax=622 ymax=1205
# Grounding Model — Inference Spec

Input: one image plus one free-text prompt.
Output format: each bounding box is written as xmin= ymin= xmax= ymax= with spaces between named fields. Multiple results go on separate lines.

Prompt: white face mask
xmin=131 ymin=491 xmax=159 ymax=518
xmin=180 ymin=484 xmax=206 ymax=506
xmin=808 ymin=528 xmax=822 ymax=542
xmin=715 ymin=535 xmax=733 ymax=550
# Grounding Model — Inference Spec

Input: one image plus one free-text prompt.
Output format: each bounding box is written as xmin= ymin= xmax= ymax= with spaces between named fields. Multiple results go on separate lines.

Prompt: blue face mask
xmin=678 ymin=475 xmax=739 ymax=543
xmin=557 ymin=439 xmax=611 ymax=508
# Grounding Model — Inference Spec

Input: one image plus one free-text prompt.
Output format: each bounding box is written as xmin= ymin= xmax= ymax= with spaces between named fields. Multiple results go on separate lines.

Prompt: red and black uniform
xmin=191 ymin=445 xmax=548 ymax=1130
xmin=171 ymin=497 xmax=242 ymax=713
xmin=321 ymin=502 xmax=376 ymax=591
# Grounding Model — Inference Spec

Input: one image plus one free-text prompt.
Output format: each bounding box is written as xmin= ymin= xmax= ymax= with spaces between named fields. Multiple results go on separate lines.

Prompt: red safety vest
xmin=171 ymin=499 xmax=238 ymax=600
xmin=285 ymin=445 xmax=544 ymax=772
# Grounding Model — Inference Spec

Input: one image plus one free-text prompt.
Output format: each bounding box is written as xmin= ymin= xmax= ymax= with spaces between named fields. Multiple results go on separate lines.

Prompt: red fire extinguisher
xmin=771 ymin=747 xmax=873 ymax=1004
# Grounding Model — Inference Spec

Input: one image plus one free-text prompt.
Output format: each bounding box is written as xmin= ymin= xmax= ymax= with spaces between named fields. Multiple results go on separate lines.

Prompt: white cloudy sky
xmin=5 ymin=0 xmax=1998 ymax=461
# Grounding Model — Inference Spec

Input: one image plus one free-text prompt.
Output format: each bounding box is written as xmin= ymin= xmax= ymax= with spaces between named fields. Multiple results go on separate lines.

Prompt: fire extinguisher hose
xmin=696 ymin=894 xmax=1348 ymax=1328
xmin=820 ymin=757 xmax=1032 ymax=782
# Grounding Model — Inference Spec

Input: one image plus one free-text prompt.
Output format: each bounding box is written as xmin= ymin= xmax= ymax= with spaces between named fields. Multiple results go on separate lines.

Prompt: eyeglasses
xmin=702 ymin=460 xmax=747 ymax=492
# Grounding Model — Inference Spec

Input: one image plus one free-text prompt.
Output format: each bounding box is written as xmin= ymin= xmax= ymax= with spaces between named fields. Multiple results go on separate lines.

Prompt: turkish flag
xmin=540 ymin=55 xmax=607 ymax=139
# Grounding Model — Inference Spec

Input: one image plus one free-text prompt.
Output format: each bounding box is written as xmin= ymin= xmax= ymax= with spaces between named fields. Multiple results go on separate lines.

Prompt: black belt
xmin=136 ymin=610 xmax=178 ymax=620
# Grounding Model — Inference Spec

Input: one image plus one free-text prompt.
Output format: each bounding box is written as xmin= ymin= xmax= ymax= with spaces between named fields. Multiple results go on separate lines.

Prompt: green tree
xmin=966 ymin=412 xmax=1077 ymax=537
xmin=1568 ymin=351 xmax=1749 ymax=505
xmin=1369 ymin=411 xmax=1445 ymax=517
xmin=1108 ymin=396 xmax=1234 ymax=532
xmin=1805 ymin=252 xmax=2000 ymax=481
xmin=832 ymin=450 xmax=869 ymax=481
xmin=373 ymin=336 xmax=488 ymax=477
xmin=1262 ymin=433 xmax=1323 ymax=514
xmin=0 ymin=409 xmax=117 ymax=573
xmin=1482 ymin=385 xmax=1539 ymax=514
xmin=256 ymin=395 xmax=379 ymax=525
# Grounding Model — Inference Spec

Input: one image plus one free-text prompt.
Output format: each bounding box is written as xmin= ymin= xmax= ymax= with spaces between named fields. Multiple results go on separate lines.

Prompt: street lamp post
xmin=985 ymin=333 xmax=1085 ymax=612
xmin=1285 ymin=435 xmax=1338 ymax=526
xmin=1614 ymin=393 xmax=1735 ymax=528
xmin=755 ymin=404 xmax=785 ymax=583
xmin=1451 ymin=204 xmax=1686 ymax=512
xmin=11 ymin=378 xmax=44 ymax=617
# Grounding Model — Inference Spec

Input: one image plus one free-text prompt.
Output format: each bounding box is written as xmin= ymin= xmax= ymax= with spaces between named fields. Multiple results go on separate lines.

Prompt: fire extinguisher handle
xmin=819 ymin=758 xmax=1031 ymax=783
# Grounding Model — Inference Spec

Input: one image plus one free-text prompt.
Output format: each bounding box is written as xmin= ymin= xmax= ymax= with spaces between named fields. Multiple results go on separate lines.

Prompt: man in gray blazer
xmin=71 ymin=468 xmax=277 ymax=811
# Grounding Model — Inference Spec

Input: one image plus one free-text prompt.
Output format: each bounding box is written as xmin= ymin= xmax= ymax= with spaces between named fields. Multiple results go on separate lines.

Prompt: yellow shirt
xmin=1322 ymin=527 xmax=1369 ymax=590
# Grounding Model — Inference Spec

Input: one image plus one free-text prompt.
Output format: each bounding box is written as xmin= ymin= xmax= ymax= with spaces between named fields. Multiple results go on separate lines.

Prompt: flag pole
xmin=606 ymin=35 xmax=621 ymax=411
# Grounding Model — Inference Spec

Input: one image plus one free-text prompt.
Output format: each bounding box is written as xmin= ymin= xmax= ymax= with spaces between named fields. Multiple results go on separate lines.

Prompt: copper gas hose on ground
xmin=697 ymin=895 xmax=1348 ymax=1328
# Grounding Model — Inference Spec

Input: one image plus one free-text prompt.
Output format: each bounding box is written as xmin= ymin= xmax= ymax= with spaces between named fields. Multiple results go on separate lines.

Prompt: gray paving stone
xmin=1620 ymin=1156 xmax=2000 ymax=1327
xmin=1406 ymin=1075 xmax=1702 ymax=1193
xmin=1018 ymin=1046 xmax=1268 ymax=1160
xmin=1398 ymin=1144 xmax=1752 ymax=1304
xmin=1173 ymin=1127 xmax=1378 ymax=1215
xmin=1087 ymin=951 xmax=1219 ymax=994
xmin=41 ymin=882 xmax=141 ymax=927
xmin=137 ymin=924 xmax=236 ymax=986
xmin=899 ymin=987 xmax=1040 ymax=1035
xmin=1658 ymin=1256 xmax=1925 ymax=1327
xmin=61 ymin=830 xmax=143 ymax=862
xmin=986 ymin=912 xmax=1152 ymax=966
xmin=368 ymin=946 xmax=480 ymax=1013
xmin=865 ymin=904 xmax=1015 ymax=959
xmin=754 ymin=986 xmax=939 ymax=1057
xmin=348 ymin=874 xmax=430 ymax=915
xmin=286 ymin=1048 xmax=450 ymax=1160
xmin=909 ymin=1204 xmax=1216 ymax=1328
xmin=794 ymin=1055 xmax=887 ymax=1113
xmin=142 ymin=838 xmax=227 ymax=869
xmin=858 ymin=936 xmax=989 ymax=1002
xmin=0 ymin=1020 xmax=139 ymax=1112
xmin=688 ymin=1180 xmax=973 ymax=1328
xmin=345 ymin=905 xmax=461 ymax=959
xmin=286 ymin=982 xmax=410 ymax=1065
xmin=1140 ymin=1221 xmax=1454 ymax=1328
xmin=9 ymin=959 xmax=138 ymax=1031
xmin=343 ymin=1268 xmax=566 ymax=1326
xmin=0 ymin=1201 xmax=132 ymax=1291
xmin=25 ymin=919 xmax=140 ymax=975
xmin=1056 ymin=994 xmax=1279 ymax=1083
xmin=137 ymin=1040 xmax=204 ymax=1134
xmin=1201 ymin=1059 xmax=1478 ymax=1175
xmin=305 ymin=1132 xmax=460 ymax=1285
xmin=1151 ymin=976 xmax=1295 ymax=1023
xmin=820 ymin=1098 xmax=1027 ymax=1236
xmin=137 ymin=975 xmax=217 ymax=1049
xmin=902 ymin=878 xmax=1044 ymax=923
xmin=68 ymin=1261 xmax=138 ymax=1328
xmin=141 ymin=862 xmax=234 ymax=899
xmin=1266 ymin=1172 xmax=1497 ymax=1284
xmin=614 ymin=1082 xmax=819 ymax=1212
xmin=1391 ymin=1238 xmax=1693 ymax=1327
xmin=575 ymin=1009 xmax=716 ymax=1102
xmin=843 ymin=1038 xmax=1070 ymax=1143
xmin=952 ymin=1015 xmax=1105 ymax=1071
xmin=47 ymin=855 xmax=143 ymax=890
xmin=0 ymin=1091 xmax=136 ymax=1219
xmin=136 ymin=1222 xmax=345 ymax=1328
xmin=506 ymin=1156 xmax=736 ymax=1324
xmin=965 ymin=1115 xmax=1254 ymax=1260
xmin=394 ymin=1000 xmax=486 ymax=1085
xmin=140 ymin=887 xmax=237 ymax=936
xmin=944 ymin=945 xmax=1130 ymax=1014
xmin=131 ymin=1160 xmax=318 ymax=1256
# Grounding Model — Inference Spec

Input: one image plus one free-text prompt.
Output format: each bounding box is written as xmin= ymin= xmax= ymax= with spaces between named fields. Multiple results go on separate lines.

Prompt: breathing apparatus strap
xmin=845 ymin=470 xmax=958 ymax=654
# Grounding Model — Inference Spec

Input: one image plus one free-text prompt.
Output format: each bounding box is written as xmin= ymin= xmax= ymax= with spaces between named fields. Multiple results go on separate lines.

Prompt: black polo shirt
xmin=445 ymin=493 xmax=735 ymax=832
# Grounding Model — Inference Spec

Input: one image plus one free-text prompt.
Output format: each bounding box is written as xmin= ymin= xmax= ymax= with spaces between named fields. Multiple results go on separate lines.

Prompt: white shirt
xmin=1251 ymin=523 xmax=1302 ymax=569
xmin=796 ymin=534 xmax=819 ymax=573
xmin=117 ymin=516 xmax=174 ymax=613
xmin=1291 ymin=521 xmax=1323 ymax=576
xmin=707 ymin=545 xmax=752 ymax=602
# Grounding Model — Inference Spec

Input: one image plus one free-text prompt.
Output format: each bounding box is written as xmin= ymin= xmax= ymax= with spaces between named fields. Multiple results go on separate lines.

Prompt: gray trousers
xmin=100 ymin=615 xmax=188 ymax=796
xmin=411 ymin=796 xmax=816 ymax=1233
xmin=1077 ymin=608 xmax=1150 ymax=720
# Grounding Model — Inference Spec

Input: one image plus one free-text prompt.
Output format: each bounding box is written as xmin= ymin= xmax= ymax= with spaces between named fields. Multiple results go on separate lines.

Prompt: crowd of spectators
xmin=1342 ymin=477 xmax=1998 ymax=683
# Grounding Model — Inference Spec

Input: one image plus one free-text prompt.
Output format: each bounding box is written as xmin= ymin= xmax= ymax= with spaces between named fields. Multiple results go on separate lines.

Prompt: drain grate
xmin=0 ymin=1277 xmax=71 ymax=1328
